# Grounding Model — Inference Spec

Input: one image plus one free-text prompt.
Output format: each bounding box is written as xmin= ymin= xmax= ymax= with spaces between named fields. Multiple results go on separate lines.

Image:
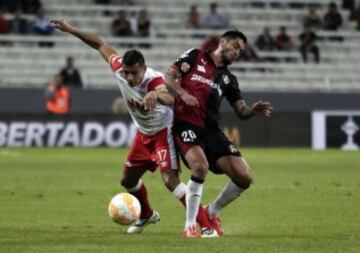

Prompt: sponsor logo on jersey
xmin=190 ymin=74 xmax=222 ymax=96
xmin=127 ymin=99 xmax=150 ymax=115
xmin=197 ymin=65 xmax=206 ymax=73
xmin=228 ymin=145 xmax=238 ymax=153
xmin=223 ymin=74 xmax=230 ymax=85
xmin=181 ymin=62 xmax=190 ymax=72
xmin=200 ymin=58 xmax=207 ymax=65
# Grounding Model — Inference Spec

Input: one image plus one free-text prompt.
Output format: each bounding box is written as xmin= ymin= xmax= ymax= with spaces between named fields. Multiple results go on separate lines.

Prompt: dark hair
xmin=329 ymin=2 xmax=337 ymax=9
xmin=210 ymin=3 xmax=217 ymax=9
xmin=122 ymin=49 xmax=145 ymax=66
xmin=221 ymin=30 xmax=247 ymax=44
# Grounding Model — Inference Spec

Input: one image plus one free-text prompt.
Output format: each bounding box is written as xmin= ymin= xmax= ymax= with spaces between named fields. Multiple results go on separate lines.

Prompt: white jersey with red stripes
xmin=110 ymin=54 xmax=173 ymax=135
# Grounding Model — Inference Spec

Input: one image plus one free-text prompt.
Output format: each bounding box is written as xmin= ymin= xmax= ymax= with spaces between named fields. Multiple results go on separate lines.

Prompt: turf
xmin=0 ymin=148 xmax=359 ymax=253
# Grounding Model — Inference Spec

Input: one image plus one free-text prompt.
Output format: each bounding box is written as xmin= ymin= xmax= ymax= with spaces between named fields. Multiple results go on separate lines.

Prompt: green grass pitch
xmin=0 ymin=148 xmax=359 ymax=253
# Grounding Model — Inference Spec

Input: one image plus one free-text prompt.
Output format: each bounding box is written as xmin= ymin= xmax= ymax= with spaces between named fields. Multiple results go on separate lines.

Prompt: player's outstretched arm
xmin=232 ymin=99 xmax=273 ymax=120
xmin=51 ymin=19 xmax=118 ymax=63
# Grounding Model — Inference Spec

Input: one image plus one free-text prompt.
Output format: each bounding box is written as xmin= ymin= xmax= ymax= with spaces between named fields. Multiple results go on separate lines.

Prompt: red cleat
xmin=205 ymin=206 xmax=224 ymax=236
xmin=183 ymin=224 xmax=200 ymax=238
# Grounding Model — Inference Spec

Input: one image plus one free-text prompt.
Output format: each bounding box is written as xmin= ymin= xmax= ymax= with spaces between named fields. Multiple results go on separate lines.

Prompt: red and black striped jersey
xmin=171 ymin=48 xmax=243 ymax=128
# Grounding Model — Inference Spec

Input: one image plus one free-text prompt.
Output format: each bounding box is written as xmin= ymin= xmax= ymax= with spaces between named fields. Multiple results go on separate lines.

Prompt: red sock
xmin=179 ymin=195 xmax=212 ymax=228
xmin=130 ymin=183 xmax=153 ymax=219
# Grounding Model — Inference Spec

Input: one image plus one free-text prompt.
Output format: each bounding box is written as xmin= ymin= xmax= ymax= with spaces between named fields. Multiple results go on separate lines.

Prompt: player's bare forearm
xmin=233 ymin=99 xmax=273 ymax=120
xmin=233 ymin=100 xmax=255 ymax=120
xmin=68 ymin=27 xmax=104 ymax=50
xmin=156 ymin=90 xmax=174 ymax=106
xmin=165 ymin=67 xmax=187 ymax=96
xmin=165 ymin=67 xmax=199 ymax=107
xmin=51 ymin=20 xmax=117 ymax=62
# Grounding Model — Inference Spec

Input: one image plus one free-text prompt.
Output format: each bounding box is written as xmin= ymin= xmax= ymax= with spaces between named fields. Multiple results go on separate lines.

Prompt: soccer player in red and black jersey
xmin=166 ymin=30 xmax=273 ymax=237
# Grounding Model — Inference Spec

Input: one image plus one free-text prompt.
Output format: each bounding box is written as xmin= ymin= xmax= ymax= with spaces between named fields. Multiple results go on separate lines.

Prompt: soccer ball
xmin=108 ymin=193 xmax=141 ymax=225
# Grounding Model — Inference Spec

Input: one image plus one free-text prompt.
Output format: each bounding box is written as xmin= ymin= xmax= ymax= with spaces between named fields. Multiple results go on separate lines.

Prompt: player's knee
xmin=120 ymin=177 xmax=135 ymax=189
xmin=191 ymin=161 xmax=209 ymax=179
xmin=120 ymin=177 xmax=128 ymax=188
xmin=239 ymin=173 xmax=253 ymax=189
xmin=231 ymin=169 xmax=253 ymax=189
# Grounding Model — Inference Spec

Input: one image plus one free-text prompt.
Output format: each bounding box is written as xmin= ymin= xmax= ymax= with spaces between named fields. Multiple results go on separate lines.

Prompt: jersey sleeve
xmin=224 ymin=74 xmax=243 ymax=104
xmin=148 ymin=75 xmax=166 ymax=91
xmin=171 ymin=48 xmax=199 ymax=75
xmin=109 ymin=54 xmax=122 ymax=73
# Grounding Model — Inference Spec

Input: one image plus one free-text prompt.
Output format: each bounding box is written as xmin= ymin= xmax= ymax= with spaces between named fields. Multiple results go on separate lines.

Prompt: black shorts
xmin=173 ymin=121 xmax=241 ymax=174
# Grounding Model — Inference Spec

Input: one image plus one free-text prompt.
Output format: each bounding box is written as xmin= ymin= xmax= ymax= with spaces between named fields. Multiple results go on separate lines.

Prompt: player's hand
xmin=251 ymin=100 xmax=273 ymax=117
xmin=50 ymin=19 xmax=73 ymax=32
xmin=142 ymin=91 xmax=157 ymax=112
xmin=180 ymin=92 xmax=199 ymax=107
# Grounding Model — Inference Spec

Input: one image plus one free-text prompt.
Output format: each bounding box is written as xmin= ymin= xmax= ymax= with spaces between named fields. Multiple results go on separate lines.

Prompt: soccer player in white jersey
xmin=51 ymin=20 xmax=217 ymax=237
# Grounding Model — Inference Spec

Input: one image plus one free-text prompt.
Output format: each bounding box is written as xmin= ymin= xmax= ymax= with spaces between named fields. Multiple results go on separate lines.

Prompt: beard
xmin=220 ymin=49 xmax=232 ymax=66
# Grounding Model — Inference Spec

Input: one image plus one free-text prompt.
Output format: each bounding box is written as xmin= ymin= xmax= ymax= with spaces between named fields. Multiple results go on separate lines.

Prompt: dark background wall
xmin=1 ymin=88 xmax=359 ymax=114
xmin=0 ymin=88 xmax=120 ymax=114
xmin=220 ymin=112 xmax=310 ymax=147
xmin=0 ymin=88 xmax=359 ymax=147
